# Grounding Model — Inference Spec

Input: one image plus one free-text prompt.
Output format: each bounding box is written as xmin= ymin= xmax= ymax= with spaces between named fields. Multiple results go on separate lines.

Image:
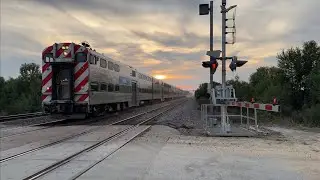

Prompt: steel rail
xmin=21 ymin=100 xmax=182 ymax=180
xmin=0 ymin=100 xmax=179 ymax=163
xmin=0 ymin=112 xmax=47 ymax=122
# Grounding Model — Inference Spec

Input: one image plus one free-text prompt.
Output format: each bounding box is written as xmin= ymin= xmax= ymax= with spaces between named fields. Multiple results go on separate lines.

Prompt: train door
xmin=132 ymin=82 xmax=137 ymax=106
xmin=52 ymin=64 xmax=74 ymax=101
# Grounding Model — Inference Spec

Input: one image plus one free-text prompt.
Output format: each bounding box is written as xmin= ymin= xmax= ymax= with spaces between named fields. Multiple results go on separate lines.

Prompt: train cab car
xmin=41 ymin=42 xmax=187 ymax=118
xmin=41 ymin=42 xmax=90 ymax=117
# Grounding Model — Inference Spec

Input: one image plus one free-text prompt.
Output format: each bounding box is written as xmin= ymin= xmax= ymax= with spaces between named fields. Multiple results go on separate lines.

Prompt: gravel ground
xmin=149 ymin=97 xmax=320 ymax=156
xmin=151 ymin=97 xmax=204 ymax=136
xmin=152 ymin=97 xmax=319 ymax=139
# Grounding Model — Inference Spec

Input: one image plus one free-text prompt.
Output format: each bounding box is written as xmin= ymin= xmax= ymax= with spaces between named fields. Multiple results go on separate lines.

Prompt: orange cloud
xmin=164 ymin=74 xmax=195 ymax=80
xmin=176 ymin=85 xmax=194 ymax=90
xmin=143 ymin=59 xmax=162 ymax=65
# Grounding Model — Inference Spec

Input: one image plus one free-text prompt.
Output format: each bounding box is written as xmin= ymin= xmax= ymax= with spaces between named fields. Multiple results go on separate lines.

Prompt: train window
xmin=43 ymin=53 xmax=54 ymax=63
xmin=90 ymin=82 xmax=99 ymax=91
xmin=100 ymin=83 xmax=107 ymax=91
xmin=89 ymin=55 xmax=97 ymax=64
xmin=108 ymin=61 xmax=114 ymax=70
xmin=114 ymin=64 xmax=120 ymax=72
xmin=132 ymin=70 xmax=136 ymax=77
xmin=100 ymin=59 xmax=107 ymax=68
xmin=115 ymin=85 xmax=119 ymax=91
xmin=108 ymin=84 xmax=114 ymax=92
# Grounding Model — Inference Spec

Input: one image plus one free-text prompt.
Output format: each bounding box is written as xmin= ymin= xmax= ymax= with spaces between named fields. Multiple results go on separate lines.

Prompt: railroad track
xmin=0 ymin=118 xmax=69 ymax=138
xmin=0 ymin=112 xmax=47 ymax=122
xmin=0 ymin=99 xmax=178 ymax=138
xmin=0 ymin=99 xmax=184 ymax=164
xmin=15 ymin=99 xmax=183 ymax=180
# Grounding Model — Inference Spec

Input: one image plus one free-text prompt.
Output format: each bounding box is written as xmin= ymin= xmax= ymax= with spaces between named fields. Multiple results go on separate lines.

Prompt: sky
xmin=1 ymin=0 xmax=320 ymax=90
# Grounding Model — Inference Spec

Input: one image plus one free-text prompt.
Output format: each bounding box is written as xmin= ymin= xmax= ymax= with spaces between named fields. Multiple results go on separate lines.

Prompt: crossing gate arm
xmin=227 ymin=101 xmax=280 ymax=113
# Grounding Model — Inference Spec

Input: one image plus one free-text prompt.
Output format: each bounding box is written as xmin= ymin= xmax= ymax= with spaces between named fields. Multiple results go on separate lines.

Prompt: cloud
xmin=1 ymin=0 xmax=320 ymax=90
xmin=132 ymin=31 xmax=219 ymax=49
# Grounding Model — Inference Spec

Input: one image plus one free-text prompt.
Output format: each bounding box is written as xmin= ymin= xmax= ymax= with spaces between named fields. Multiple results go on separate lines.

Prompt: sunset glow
xmin=154 ymin=75 xmax=166 ymax=80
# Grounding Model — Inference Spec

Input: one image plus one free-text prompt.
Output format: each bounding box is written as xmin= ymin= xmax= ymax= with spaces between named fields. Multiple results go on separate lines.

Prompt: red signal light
xmin=212 ymin=63 xmax=217 ymax=69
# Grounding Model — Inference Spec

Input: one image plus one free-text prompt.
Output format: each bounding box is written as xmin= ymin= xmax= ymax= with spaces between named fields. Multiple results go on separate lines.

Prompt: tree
xmin=20 ymin=63 xmax=41 ymax=82
xmin=226 ymin=76 xmax=251 ymax=102
xmin=194 ymin=83 xmax=209 ymax=99
xmin=0 ymin=63 xmax=42 ymax=115
xmin=277 ymin=40 xmax=320 ymax=110
xmin=194 ymin=81 xmax=221 ymax=99
xmin=196 ymin=40 xmax=319 ymax=126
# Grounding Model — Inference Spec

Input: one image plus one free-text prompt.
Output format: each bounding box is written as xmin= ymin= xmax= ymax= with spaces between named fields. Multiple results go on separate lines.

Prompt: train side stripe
xmin=42 ymin=63 xmax=50 ymax=72
xmin=74 ymin=62 xmax=88 ymax=80
xmin=45 ymin=86 xmax=52 ymax=93
xmin=42 ymin=71 xmax=52 ymax=87
xmin=77 ymin=94 xmax=89 ymax=102
xmin=74 ymin=45 xmax=80 ymax=53
xmin=74 ymin=76 xmax=89 ymax=92
xmin=56 ymin=48 xmax=64 ymax=58
xmin=74 ymin=70 xmax=89 ymax=88
xmin=41 ymin=95 xmax=51 ymax=102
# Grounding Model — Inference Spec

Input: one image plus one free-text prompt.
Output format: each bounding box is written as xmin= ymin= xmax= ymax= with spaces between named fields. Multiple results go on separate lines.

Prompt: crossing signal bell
xmin=229 ymin=56 xmax=248 ymax=72
xmin=202 ymin=59 xmax=219 ymax=74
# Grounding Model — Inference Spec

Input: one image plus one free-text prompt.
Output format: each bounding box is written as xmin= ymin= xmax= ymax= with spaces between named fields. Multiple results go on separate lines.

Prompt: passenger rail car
xmin=41 ymin=42 xmax=188 ymax=117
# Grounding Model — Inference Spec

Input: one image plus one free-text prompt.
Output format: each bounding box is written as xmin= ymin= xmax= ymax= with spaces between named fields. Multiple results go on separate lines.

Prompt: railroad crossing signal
xmin=229 ymin=56 xmax=247 ymax=72
xmin=202 ymin=59 xmax=219 ymax=74
xmin=203 ymin=50 xmax=221 ymax=75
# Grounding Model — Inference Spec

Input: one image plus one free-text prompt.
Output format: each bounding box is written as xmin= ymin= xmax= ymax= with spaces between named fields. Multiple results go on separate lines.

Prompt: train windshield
xmin=75 ymin=52 xmax=87 ymax=62
xmin=43 ymin=53 xmax=54 ymax=63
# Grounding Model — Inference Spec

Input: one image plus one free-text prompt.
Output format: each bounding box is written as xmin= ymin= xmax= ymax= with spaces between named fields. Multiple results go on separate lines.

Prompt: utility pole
xmin=220 ymin=0 xmax=238 ymax=133
xmin=221 ymin=0 xmax=227 ymax=133
xmin=209 ymin=0 xmax=214 ymax=89
xmin=199 ymin=1 xmax=216 ymax=89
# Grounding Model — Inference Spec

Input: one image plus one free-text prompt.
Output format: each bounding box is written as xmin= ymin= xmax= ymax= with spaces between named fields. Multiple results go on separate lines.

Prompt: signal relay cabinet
xmin=207 ymin=84 xmax=237 ymax=105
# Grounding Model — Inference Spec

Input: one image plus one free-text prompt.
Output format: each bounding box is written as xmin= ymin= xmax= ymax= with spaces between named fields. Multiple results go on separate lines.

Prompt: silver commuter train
xmin=41 ymin=42 xmax=188 ymax=117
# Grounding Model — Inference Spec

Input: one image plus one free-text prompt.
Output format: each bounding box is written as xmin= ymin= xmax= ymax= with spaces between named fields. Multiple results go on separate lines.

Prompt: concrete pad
xmin=77 ymin=125 xmax=319 ymax=180
xmin=143 ymin=144 xmax=304 ymax=180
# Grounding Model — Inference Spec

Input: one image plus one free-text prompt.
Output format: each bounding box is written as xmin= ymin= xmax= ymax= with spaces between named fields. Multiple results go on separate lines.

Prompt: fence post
xmin=254 ymin=108 xmax=258 ymax=131
xmin=246 ymin=107 xmax=249 ymax=129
